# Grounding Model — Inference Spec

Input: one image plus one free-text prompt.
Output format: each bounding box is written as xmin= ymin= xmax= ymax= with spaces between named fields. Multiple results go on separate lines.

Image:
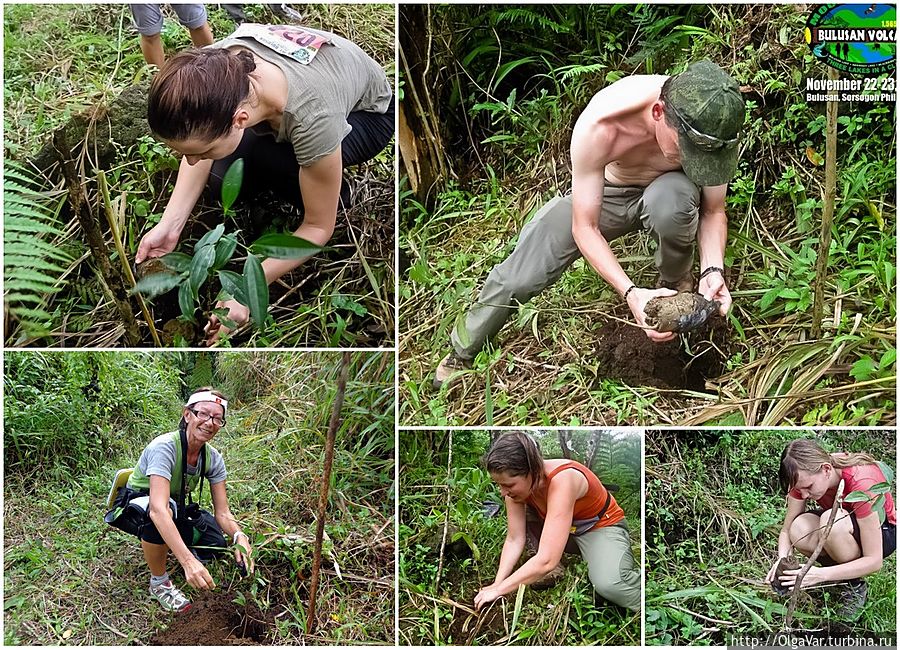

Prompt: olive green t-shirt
xmin=212 ymin=23 xmax=392 ymax=166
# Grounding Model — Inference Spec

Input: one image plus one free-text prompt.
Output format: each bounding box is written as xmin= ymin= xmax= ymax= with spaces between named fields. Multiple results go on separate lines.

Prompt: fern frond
xmin=492 ymin=9 xmax=570 ymax=34
xmin=3 ymin=161 xmax=74 ymax=340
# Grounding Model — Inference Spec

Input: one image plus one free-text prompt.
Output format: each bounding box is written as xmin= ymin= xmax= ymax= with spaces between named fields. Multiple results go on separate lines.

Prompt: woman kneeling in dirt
xmin=767 ymin=439 xmax=896 ymax=618
xmin=105 ymin=389 xmax=254 ymax=612
xmin=135 ymin=23 xmax=394 ymax=344
xmin=474 ymin=432 xmax=640 ymax=612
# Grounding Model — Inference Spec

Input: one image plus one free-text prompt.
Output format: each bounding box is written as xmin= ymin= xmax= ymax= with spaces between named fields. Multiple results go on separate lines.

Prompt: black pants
xmin=208 ymin=96 xmax=395 ymax=212
xmin=105 ymin=488 xmax=227 ymax=563
xmin=809 ymin=508 xmax=897 ymax=561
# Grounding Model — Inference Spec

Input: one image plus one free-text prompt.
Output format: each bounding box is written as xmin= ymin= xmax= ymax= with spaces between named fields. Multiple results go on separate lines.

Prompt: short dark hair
xmin=148 ymin=48 xmax=256 ymax=142
xmin=658 ymin=75 xmax=681 ymax=131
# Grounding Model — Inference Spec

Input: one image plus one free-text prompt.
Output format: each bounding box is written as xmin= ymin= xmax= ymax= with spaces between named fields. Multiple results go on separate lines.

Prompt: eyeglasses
xmin=670 ymin=103 xmax=739 ymax=151
xmin=188 ymin=408 xmax=226 ymax=427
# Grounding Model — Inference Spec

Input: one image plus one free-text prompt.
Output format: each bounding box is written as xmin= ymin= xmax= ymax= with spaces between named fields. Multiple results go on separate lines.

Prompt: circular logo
xmin=806 ymin=4 xmax=897 ymax=75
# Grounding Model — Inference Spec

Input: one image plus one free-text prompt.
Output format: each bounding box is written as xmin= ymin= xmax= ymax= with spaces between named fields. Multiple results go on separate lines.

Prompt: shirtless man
xmin=434 ymin=60 xmax=745 ymax=388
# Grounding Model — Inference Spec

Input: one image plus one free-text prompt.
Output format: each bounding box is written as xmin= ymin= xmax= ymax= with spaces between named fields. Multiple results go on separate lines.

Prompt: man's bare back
xmin=572 ymin=75 xmax=682 ymax=188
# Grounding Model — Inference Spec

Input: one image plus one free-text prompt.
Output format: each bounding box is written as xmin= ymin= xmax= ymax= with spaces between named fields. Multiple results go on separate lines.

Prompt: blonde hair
xmin=779 ymin=438 xmax=877 ymax=494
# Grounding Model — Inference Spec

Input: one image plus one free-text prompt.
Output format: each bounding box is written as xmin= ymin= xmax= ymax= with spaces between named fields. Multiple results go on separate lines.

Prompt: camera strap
xmin=178 ymin=427 xmax=207 ymax=522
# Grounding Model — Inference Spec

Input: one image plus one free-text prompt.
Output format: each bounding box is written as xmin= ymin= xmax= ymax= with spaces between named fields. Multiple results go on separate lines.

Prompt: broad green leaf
xmin=249 ymin=233 xmax=323 ymax=260
xmin=868 ymin=482 xmax=891 ymax=493
xmin=876 ymin=461 xmax=894 ymax=485
xmin=221 ymin=158 xmax=244 ymax=214
xmin=160 ymin=252 xmax=193 ymax=274
xmin=131 ymin=272 xmax=182 ymax=298
xmin=242 ymin=253 xmax=269 ymax=327
xmin=849 ymin=356 xmax=876 ymax=381
xmin=189 ymin=245 xmax=217 ymax=299
xmin=217 ymin=270 xmax=248 ymax=305
xmin=843 ymin=490 xmax=871 ymax=503
xmin=178 ymin=281 xmax=196 ymax=322
xmin=212 ymin=235 xmax=238 ymax=271
xmin=194 ymin=223 xmax=225 ymax=252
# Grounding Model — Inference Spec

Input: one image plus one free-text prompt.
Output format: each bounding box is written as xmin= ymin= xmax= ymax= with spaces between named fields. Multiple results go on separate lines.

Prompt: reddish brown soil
xmin=148 ymin=590 xmax=273 ymax=646
xmin=594 ymin=320 xmax=724 ymax=390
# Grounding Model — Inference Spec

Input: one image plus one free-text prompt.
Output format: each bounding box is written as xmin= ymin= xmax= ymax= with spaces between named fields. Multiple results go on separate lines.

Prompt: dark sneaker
xmin=531 ymin=563 xmax=565 ymax=590
xmin=432 ymin=351 xmax=472 ymax=389
xmin=836 ymin=579 xmax=867 ymax=620
xmin=655 ymin=272 xmax=694 ymax=293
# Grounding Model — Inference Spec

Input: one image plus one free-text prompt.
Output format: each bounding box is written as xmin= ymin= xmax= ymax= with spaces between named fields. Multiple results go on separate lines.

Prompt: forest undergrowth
xmin=4 ymin=3 xmax=395 ymax=348
xmin=399 ymin=4 xmax=895 ymax=426
xmin=399 ymin=430 xmax=641 ymax=645
xmin=645 ymin=430 xmax=896 ymax=645
xmin=4 ymin=351 xmax=394 ymax=645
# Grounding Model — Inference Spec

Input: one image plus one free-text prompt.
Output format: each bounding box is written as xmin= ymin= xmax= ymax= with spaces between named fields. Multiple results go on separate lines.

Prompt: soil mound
xmin=148 ymin=590 xmax=273 ymax=646
xmin=594 ymin=320 xmax=723 ymax=390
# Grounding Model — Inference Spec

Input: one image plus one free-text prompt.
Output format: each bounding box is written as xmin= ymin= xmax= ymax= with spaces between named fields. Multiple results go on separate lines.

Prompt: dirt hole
xmin=148 ymin=590 xmax=274 ymax=645
xmin=447 ymin=601 xmax=506 ymax=645
xmin=593 ymin=319 xmax=727 ymax=390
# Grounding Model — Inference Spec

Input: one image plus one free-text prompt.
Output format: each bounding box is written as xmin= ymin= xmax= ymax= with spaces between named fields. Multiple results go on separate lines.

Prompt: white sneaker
xmin=149 ymin=579 xmax=192 ymax=612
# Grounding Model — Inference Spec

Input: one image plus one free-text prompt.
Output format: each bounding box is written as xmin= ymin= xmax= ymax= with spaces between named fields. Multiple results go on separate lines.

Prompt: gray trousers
xmin=526 ymin=510 xmax=641 ymax=611
xmin=452 ymin=171 xmax=700 ymax=359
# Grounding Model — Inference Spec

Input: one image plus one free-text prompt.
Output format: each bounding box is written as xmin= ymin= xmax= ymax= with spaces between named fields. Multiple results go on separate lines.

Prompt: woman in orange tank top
xmin=473 ymin=432 xmax=640 ymax=612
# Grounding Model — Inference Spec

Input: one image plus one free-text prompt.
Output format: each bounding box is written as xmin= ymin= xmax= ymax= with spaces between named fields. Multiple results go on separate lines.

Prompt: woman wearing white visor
xmin=104 ymin=387 xmax=253 ymax=612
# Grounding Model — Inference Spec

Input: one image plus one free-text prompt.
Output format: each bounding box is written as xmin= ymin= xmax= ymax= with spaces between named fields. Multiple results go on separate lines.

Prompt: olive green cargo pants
xmin=527 ymin=512 xmax=641 ymax=611
xmin=451 ymin=171 xmax=700 ymax=359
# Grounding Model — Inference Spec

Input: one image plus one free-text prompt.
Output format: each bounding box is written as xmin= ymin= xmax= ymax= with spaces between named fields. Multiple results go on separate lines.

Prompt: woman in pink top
xmin=767 ymin=438 xmax=896 ymax=617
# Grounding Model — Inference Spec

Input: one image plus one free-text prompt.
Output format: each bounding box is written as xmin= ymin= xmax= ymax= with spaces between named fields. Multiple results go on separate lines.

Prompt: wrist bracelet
xmin=699 ymin=266 xmax=724 ymax=281
xmin=233 ymin=531 xmax=245 ymax=545
xmin=623 ymin=285 xmax=637 ymax=300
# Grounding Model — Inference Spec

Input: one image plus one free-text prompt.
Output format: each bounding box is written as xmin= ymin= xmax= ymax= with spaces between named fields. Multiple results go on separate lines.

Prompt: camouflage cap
xmin=666 ymin=60 xmax=745 ymax=186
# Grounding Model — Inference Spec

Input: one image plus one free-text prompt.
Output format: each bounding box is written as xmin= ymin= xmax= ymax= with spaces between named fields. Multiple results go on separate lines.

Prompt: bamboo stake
xmin=811 ymin=67 xmax=839 ymax=339
xmin=434 ymin=429 xmax=453 ymax=591
xmin=306 ymin=351 xmax=351 ymax=635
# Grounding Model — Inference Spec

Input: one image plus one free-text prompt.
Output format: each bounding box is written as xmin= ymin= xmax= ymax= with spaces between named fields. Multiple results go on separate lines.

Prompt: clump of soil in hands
xmin=644 ymin=293 xmax=720 ymax=333
xmin=771 ymin=556 xmax=800 ymax=595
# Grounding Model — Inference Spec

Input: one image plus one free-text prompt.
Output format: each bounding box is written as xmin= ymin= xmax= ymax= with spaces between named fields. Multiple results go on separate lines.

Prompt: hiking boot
xmin=836 ymin=578 xmax=867 ymax=620
xmin=149 ymin=580 xmax=192 ymax=613
xmin=531 ymin=563 xmax=565 ymax=590
xmin=432 ymin=351 xmax=472 ymax=389
xmin=655 ymin=272 xmax=694 ymax=294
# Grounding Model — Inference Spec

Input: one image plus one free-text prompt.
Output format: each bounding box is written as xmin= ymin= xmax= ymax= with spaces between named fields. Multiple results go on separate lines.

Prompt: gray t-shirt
xmin=212 ymin=23 xmax=392 ymax=166
xmin=136 ymin=432 xmax=227 ymax=486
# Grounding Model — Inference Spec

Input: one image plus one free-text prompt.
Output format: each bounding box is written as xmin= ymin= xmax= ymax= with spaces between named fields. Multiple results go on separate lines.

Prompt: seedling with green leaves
xmin=133 ymin=159 xmax=323 ymax=336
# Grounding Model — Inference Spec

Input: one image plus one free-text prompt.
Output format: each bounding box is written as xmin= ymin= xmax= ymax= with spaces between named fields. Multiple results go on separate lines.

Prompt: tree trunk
xmin=558 ymin=431 xmax=572 ymax=459
xmin=399 ymin=5 xmax=449 ymax=208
